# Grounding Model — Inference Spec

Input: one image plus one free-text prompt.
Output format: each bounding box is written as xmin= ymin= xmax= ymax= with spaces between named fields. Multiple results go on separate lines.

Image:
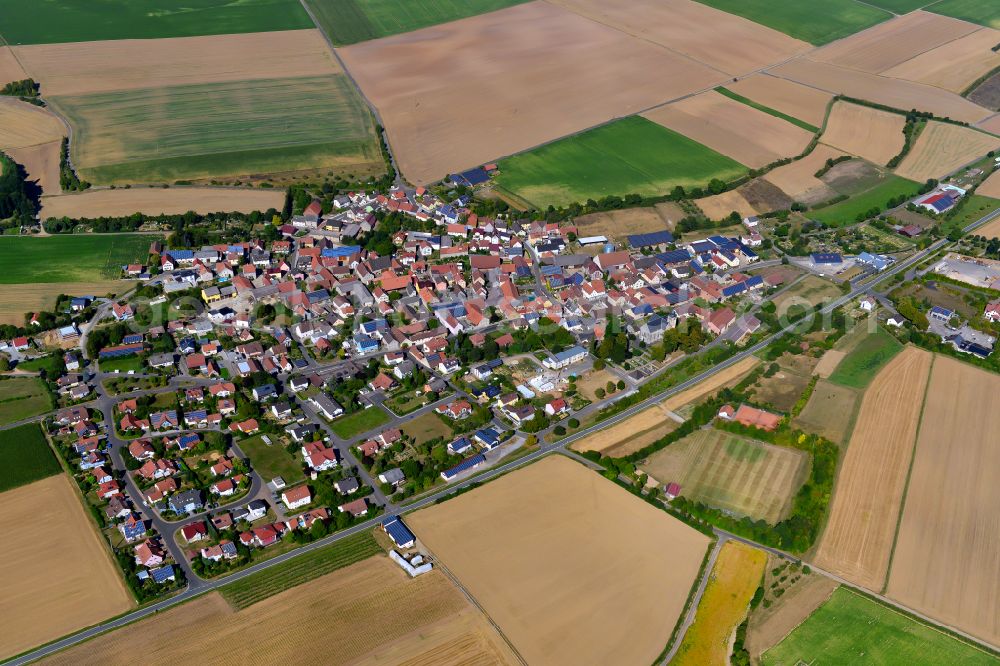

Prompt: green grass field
xmin=0 ymin=423 xmax=61 ymax=492
xmin=862 ymin=0 xmax=933 ymax=12
xmin=305 ymin=0 xmax=530 ymax=45
xmin=0 ymin=0 xmax=312 ymax=45
xmin=15 ymin=354 xmax=64 ymax=376
xmin=927 ymin=0 xmax=1000 ymax=28
xmin=0 ymin=377 xmax=52 ymax=427
xmin=50 ymin=75 xmax=383 ymax=184
xmin=98 ymin=355 xmax=144 ymax=374
xmin=715 ymin=87 xmax=820 ymax=133
xmin=809 ymin=176 xmax=921 ymax=226
xmin=402 ymin=411 xmax=452 ymax=445
xmin=694 ymin=0 xmax=890 ymax=45
xmin=0 ymin=234 xmax=152 ymax=283
xmin=496 ymin=116 xmax=747 ymax=208
xmin=762 ymin=587 xmax=998 ymax=665
xmin=239 ymin=434 xmax=305 ymax=484
xmin=330 ymin=406 xmax=391 ymax=439
xmin=220 ymin=531 xmax=382 ymax=609
xmin=829 ymin=326 xmax=903 ymax=389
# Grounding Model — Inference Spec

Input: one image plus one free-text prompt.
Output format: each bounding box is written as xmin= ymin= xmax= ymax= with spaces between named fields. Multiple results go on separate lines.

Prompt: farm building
xmin=382 ymin=516 xmax=416 ymax=549
xmin=810 ymin=252 xmax=843 ymax=266
xmin=441 ymin=454 xmax=486 ymax=481
xmin=543 ymin=345 xmax=588 ymax=370
xmin=628 ymin=230 xmax=675 ymax=250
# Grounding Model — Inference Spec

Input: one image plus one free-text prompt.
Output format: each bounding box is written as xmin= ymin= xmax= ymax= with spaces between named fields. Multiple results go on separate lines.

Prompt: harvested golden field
xmin=0 ymin=281 xmax=127 ymax=326
xmin=813 ymin=347 xmax=932 ymax=591
xmin=978 ymin=114 xmax=1000 ymax=135
xmin=642 ymin=429 xmax=809 ymax=524
xmin=0 ymin=474 xmax=132 ymax=661
xmin=793 ymin=379 xmax=860 ymax=445
xmin=673 ymin=541 xmax=767 ymax=666
xmin=0 ymin=46 xmax=27 ymax=85
xmin=814 ymin=349 xmax=846 ymax=378
xmin=14 ymin=30 xmax=340 ymax=97
xmin=696 ymin=189 xmax=758 ymax=220
xmin=6 ymin=140 xmax=61 ymax=195
xmin=409 ymin=455 xmax=711 ymax=666
xmin=812 ymin=11 xmax=979 ymax=74
xmin=769 ymin=58 xmax=992 ymax=125
xmin=40 ymin=187 xmax=283 ymax=220
xmin=746 ymin=561 xmax=838 ymax=657
xmin=726 ymin=74 xmax=833 ymax=128
xmin=885 ymin=355 xmax=1000 ymax=647
xmin=662 ymin=356 xmax=760 ymax=413
xmin=339 ymin=1 xmax=725 ymax=184
xmin=574 ymin=202 xmax=681 ymax=239
xmin=0 ymin=97 xmax=66 ymax=150
xmin=546 ymin=0 xmax=809 ymax=76
xmin=571 ymin=403 xmax=680 ymax=457
xmin=883 ymin=28 xmax=1000 ymax=93
xmin=644 ymin=91 xmax=814 ymax=169
xmin=974 ymin=214 xmax=1000 ymax=239
xmin=763 ymin=144 xmax=846 ymax=205
xmin=820 ymin=102 xmax=906 ymax=166
xmin=42 ymin=557 xmax=516 ymax=666
xmin=978 ymin=168 xmax=1000 ymax=199
xmin=895 ymin=121 xmax=1000 ymax=182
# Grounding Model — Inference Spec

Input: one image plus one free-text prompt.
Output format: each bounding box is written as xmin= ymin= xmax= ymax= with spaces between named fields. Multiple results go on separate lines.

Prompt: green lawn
xmin=496 ymin=116 xmax=747 ymax=208
xmin=927 ymin=0 xmax=1000 ymax=28
xmin=238 ymin=434 xmax=305 ymax=484
xmin=98 ymin=355 xmax=144 ymax=374
xmin=694 ymin=0 xmax=890 ymax=45
xmin=51 ymin=75 xmax=383 ymax=185
xmin=0 ymin=234 xmax=153 ymax=283
xmin=829 ymin=326 xmax=903 ymax=389
xmin=15 ymin=354 xmax=65 ymax=375
xmin=0 ymin=377 xmax=52 ymax=426
xmin=715 ymin=87 xmax=820 ymax=133
xmin=809 ymin=176 xmax=922 ymax=227
xmin=762 ymin=587 xmax=998 ymax=665
xmin=402 ymin=411 xmax=452 ymax=445
xmin=330 ymin=406 xmax=391 ymax=439
xmin=220 ymin=531 xmax=382 ymax=609
xmin=943 ymin=195 xmax=1000 ymax=236
xmin=0 ymin=423 xmax=61 ymax=492
xmin=305 ymin=0 xmax=530 ymax=45
xmin=0 ymin=0 xmax=312 ymax=45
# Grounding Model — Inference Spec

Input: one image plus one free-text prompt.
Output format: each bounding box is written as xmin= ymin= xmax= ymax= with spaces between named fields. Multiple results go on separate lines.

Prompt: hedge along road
xmin=8 ymin=203 xmax=1000 ymax=666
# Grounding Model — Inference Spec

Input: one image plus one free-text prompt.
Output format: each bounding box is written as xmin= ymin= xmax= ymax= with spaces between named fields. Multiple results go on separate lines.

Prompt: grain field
xmin=40 ymin=187 xmax=283 ymax=220
xmin=883 ymin=27 xmax=1000 ymax=93
xmin=895 ymin=121 xmax=1000 ymax=182
xmin=820 ymin=102 xmax=906 ymax=166
xmin=726 ymin=74 xmax=833 ymax=128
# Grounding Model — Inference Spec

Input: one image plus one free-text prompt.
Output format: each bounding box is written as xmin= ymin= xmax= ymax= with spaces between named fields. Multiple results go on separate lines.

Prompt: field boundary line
xmin=880 ymin=350 xmax=934 ymax=593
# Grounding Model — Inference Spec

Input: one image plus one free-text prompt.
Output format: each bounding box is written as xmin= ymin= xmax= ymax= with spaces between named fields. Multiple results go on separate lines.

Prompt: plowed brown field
xmin=726 ymin=74 xmax=833 ymax=128
xmin=820 ymin=102 xmax=906 ymax=166
xmin=895 ymin=121 xmax=1000 ymax=181
xmin=978 ymin=114 xmax=1000 ymax=135
xmin=885 ymin=355 xmax=1000 ymax=647
xmin=813 ymin=347 xmax=931 ymax=591
xmin=409 ymin=455 xmax=711 ymax=666
xmin=883 ymin=28 xmax=1000 ymax=93
xmin=339 ymin=1 xmax=725 ymax=184
xmin=812 ymin=11 xmax=978 ymax=74
xmin=762 ymin=144 xmax=846 ymax=205
xmin=644 ymin=91 xmax=814 ymax=169
xmin=39 ymin=187 xmax=283 ymax=219
xmin=6 ymin=139 xmax=61 ymax=195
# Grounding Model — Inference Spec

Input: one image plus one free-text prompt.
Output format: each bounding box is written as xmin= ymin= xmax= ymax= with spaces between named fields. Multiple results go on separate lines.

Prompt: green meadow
xmin=927 ymin=0 xmax=1000 ymax=29
xmin=693 ymin=0 xmax=890 ymax=45
xmin=829 ymin=326 xmax=904 ymax=389
xmin=0 ymin=423 xmax=60 ymax=493
xmin=809 ymin=176 xmax=921 ymax=227
xmin=0 ymin=234 xmax=153 ymax=283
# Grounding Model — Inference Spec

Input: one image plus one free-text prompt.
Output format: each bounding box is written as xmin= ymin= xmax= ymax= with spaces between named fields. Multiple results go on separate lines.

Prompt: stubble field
xmin=977 ymin=168 xmax=1000 ymax=199
xmin=39 ymin=187 xmax=283 ymax=220
xmin=6 ymin=140 xmax=62 ymax=195
xmin=762 ymin=144 xmax=848 ymax=205
xmin=894 ymin=121 xmax=1000 ymax=182
xmin=696 ymin=189 xmax=758 ymax=220
xmin=885 ymin=355 xmax=1000 ymax=647
xmin=41 ymin=556 xmax=516 ymax=666
xmin=725 ymin=74 xmax=833 ymax=128
xmin=0 ymin=46 xmax=27 ymax=85
xmin=408 ymin=455 xmax=711 ymax=666
xmin=642 ymin=429 xmax=809 ymax=524
xmin=813 ymin=347 xmax=932 ymax=591
xmin=820 ymin=102 xmax=905 ymax=166
xmin=745 ymin=570 xmax=838 ymax=658
xmin=0 ymin=281 xmax=131 ymax=326
xmin=0 ymin=98 xmax=66 ymax=151
xmin=661 ymin=356 xmax=761 ymax=413
xmin=0 ymin=474 xmax=133 ymax=661
xmin=883 ymin=27 xmax=1000 ymax=93
xmin=571 ymin=402 xmax=680 ymax=457
xmin=573 ymin=202 xmax=683 ymax=240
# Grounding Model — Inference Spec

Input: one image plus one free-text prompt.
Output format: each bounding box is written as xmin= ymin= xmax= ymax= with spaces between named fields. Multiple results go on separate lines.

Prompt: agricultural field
xmin=691 ymin=0 xmax=890 ymax=45
xmin=969 ymin=72 xmax=1000 ymax=111
xmin=0 ymin=377 xmax=52 ymax=428
xmin=330 ymin=406 xmax=391 ymax=439
xmin=50 ymin=75 xmax=381 ymax=185
xmin=408 ymin=455 xmax=711 ymax=666
xmin=672 ymin=541 xmax=766 ymax=666
xmin=0 ymin=0 xmax=312 ymax=44
xmin=571 ymin=402 xmax=680 ymax=457
xmin=573 ymin=202 xmax=683 ymax=240
xmin=884 ymin=28 xmax=1000 ymax=94
xmin=0 ymin=281 xmax=129 ymax=326
xmin=238 ymin=435 xmax=305 ymax=485
xmin=828 ymin=325 xmax=903 ymax=389
xmin=339 ymin=1 xmax=726 ymax=185
xmin=749 ymin=353 xmax=818 ymax=412
xmin=661 ymin=356 xmax=760 ymax=413
xmin=793 ymin=379 xmax=860 ymax=444
xmin=886 ymin=355 xmax=1000 ymax=646
xmin=927 ymin=0 xmax=1000 ymax=29
xmin=0 ymin=474 xmax=133 ymax=661
xmin=642 ymin=428 xmax=809 ymax=524
xmin=814 ymin=347 xmax=931 ymax=590
xmin=808 ymin=174 xmax=921 ymax=226
xmin=42 ymin=555 xmax=517 ymax=666
xmin=771 ymin=275 xmax=843 ymax=314
xmin=696 ymin=189 xmax=758 ymax=220
xmin=0 ymin=234 xmax=152 ymax=283
xmin=979 ymin=168 xmax=1000 ymax=200
xmin=0 ymin=423 xmax=60 ymax=492
xmin=643 ymin=91 xmax=815 ymax=169
xmin=496 ymin=117 xmax=746 ymax=208
xmin=6 ymin=141 xmax=62 ymax=196
xmin=725 ymin=74 xmax=833 ymax=129
xmin=402 ymin=411 xmax=452 ymax=446
xmin=895 ymin=122 xmax=1000 ymax=182
xmin=304 ymin=0 xmax=531 ymax=45
xmin=0 ymin=98 xmax=66 ymax=151
xmin=0 ymin=46 xmax=27 ymax=84
xmin=40 ymin=187 xmax=283 ymax=220
xmin=820 ymin=102 xmax=906 ymax=166
xmin=745 ymin=561 xmax=838 ymax=659
xmin=761 ymin=587 xmax=998 ymax=665
xmin=763 ymin=145 xmax=848 ymax=206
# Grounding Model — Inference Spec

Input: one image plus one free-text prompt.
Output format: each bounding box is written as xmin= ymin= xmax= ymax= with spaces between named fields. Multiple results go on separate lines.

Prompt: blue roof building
xmin=811 ymin=252 xmax=842 ymax=264
xmin=628 ymin=230 xmax=674 ymax=248
xmin=382 ymin=516 xmax=416 ymax=548
xmin=149 ymin=565 xmax=175 ymax=584
xmin=448 ymin=436 xmax=474 ymax=455
xmin=657 ymin=249 xmax=693 ymax=265
xmin=441 ymin=454 xmax=487 ymax=481
xmin=321 ymin=245 xmax=361 ymax=258
xmin=474 ymin=428 xmax=501 ymax=450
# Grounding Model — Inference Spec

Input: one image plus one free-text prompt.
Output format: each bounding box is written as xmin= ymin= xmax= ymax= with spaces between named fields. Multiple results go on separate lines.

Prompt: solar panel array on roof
xmin=441 ymin=453 xmax=486 ymax=480
xmin=122 ymin=334 xmax=143 ymax=345
xmin=321 ymin=246 xmax=361 ymax=258
xmin=657 ymin=249 xmax=692 ymax=265
xmin=811 ymin=253 xmax=842 ymax=264
xmin=689 ymin=240 xmax=715 ymax=253
xmin=745 ymin=275 xmax=764 ymax=288
xmin=722 ymin=282 xmax=747 ymax=297
xmin=150 ymin=565 xmax=174 ymax=583
xmin=382 ymin=516 xmax=416 ymax=547
xmin=628 ymin=230 xmax=675 ymax=248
